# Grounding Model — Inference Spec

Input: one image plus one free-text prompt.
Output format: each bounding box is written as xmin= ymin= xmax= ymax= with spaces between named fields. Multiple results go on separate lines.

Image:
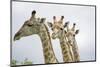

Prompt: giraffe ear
xmin=75 ymin=29 xmax=79 ymax=34
xmin=47 ymin=22 xmax=53 ymax=27
xmin=64 ymin=21 xmax=69 ymax=28
xmin=40 ymin=18 xmax=46 ymax=23
xmin=64 ymin=24 xmax=67 ymax=28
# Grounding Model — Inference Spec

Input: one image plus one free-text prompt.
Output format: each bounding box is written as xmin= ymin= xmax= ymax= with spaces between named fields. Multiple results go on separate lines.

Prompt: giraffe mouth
xmin=14 ymin=36 xmax=21 ymax=41
xmin=68 ymin=40 xmax=73 ymax=45
xmin=14 ymin=33 xmax=21 ymax=41
xmin=52 ymin=33 xmax=57 ymax=39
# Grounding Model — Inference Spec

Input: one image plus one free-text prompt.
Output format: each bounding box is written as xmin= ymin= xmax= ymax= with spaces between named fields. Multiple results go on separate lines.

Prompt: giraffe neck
xmin=72 ymin=37 xmax=80 ymax=61
xmin=39 ymin=24 xmax=58 ymax=64
xmin=59 ymin=30 xmax=72 ymax=62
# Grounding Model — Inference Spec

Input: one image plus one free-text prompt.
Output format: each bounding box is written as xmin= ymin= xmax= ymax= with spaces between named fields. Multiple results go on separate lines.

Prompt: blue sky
xmin=12 ymin=1 xmax=96 ymax=65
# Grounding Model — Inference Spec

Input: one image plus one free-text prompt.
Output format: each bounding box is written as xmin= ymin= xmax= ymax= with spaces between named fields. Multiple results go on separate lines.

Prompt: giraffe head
xmin=47 ymin=16 xmax=65 ymax=39
xmin=14 ymin=10 xmax=46 ymax=41
xmin=64 ymin=22 xmax=79 ymax=45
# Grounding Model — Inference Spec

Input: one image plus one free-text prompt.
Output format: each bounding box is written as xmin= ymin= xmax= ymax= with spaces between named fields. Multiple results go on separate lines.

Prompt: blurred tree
xmin=21 ymin=58 xmax=33 ymax=65
xmin=11 ymin=59 xmax=18 ymax=66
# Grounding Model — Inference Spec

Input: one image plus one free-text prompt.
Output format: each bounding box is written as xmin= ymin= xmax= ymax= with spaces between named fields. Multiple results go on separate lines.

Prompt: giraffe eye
xmin=51 ymin=28 xmax=54 ymax=30
xmin=73 ymin=34 xmax=75 ymax=37
xmin=27 ymin=24 xmax=33 ymax=27
xmin=60 ymin=28 xmax=63 ymax=30
xmin=27 ymin=22 xmax=33 ymax=26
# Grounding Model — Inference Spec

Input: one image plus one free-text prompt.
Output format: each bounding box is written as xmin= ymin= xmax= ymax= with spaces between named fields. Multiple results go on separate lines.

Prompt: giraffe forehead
xmin=67 ymin=30 xmax=75 ymax=34
xmin=53 ymin=23 xmax=59 ymax=28
xmin=53 ymin=22 xmax=63 ymax=27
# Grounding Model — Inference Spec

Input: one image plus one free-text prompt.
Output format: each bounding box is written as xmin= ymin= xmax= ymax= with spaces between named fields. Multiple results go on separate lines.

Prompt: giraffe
xmin=64 ymin=22 xmax=80 ymax=62
xmin=47 ymin=16 xmax=73 ymax=62
xmin=14 ymin=10 xmax=58 ymax=64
